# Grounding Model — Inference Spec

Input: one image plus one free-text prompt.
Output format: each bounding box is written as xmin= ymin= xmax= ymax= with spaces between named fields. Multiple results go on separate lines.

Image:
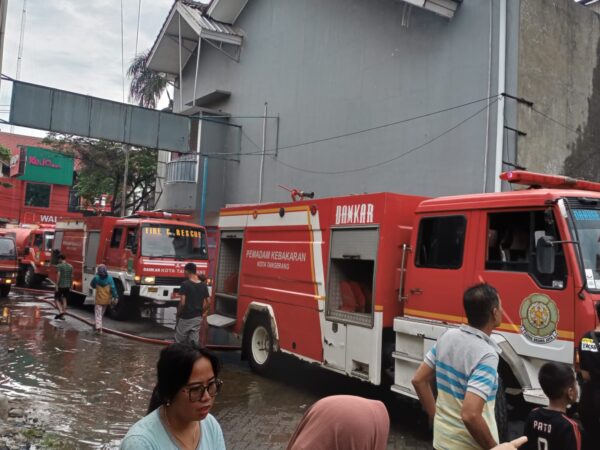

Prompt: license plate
xmin=148 ymin=287 xmax=158 ymax=293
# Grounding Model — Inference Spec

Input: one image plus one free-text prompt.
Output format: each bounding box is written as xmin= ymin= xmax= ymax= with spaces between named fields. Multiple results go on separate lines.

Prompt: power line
xmin=270 ymin=98 xmax=498 ymax=175
xmin=135 ymin=0 xmax=143 ymax=56
xmin=273 ymin=94 xmax=499 ymax=153
xmin=120 ymin=0 xmax=125 ymax=103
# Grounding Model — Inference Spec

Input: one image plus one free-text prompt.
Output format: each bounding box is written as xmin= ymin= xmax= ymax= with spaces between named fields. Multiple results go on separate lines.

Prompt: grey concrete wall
xmin=516 ymin=0 xmax=600 ymax=179
xmin=162 ymin=0 xmax=539 ymax=221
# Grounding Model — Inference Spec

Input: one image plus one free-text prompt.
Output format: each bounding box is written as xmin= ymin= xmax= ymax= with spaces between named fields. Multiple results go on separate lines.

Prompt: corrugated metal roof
xmin=184 ymin=3 xmax=244 ymax=38
xmin=146 ymin=0 xmax=243 ymax=73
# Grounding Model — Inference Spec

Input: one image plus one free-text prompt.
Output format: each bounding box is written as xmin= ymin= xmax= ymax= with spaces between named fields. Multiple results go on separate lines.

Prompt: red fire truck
xmin=211 ymin=171 xmax=600 ymax=420
xmin=51 ymin=212 xmax=209 ymax=319
xmin=0 ymin=236 xmax=18 ymax=297
xmin=0 ymin=225 xmax=55 ymax=287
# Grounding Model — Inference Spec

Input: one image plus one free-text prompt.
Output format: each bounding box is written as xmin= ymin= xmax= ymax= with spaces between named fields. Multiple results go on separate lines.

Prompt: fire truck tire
xmin=0 ymin=285 xmax=10 ymax=298
xmin=495 ymin=375 xmax=508 ymax=443
xmin=67 ymin=291 xmax=85 ymax=307
xmin=108 ymin=283 xmax=137 ymax=321
xmin=245 ymin=316 xmax=274 ymax=374
xmin=23 ymin=267 xmax=39 ymax=288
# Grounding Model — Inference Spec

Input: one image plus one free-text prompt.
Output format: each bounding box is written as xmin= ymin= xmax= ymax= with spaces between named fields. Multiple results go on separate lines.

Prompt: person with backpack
xmin=90 ymin=264 xmax=118 ymax=334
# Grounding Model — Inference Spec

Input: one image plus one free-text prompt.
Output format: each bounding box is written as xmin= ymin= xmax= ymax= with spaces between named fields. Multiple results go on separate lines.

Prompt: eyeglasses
xmin=182 ymin=379 xmax=223 ymax=402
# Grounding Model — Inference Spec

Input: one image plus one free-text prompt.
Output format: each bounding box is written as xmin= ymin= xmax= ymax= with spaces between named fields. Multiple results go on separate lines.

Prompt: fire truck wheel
xmin=108 ymin=283 xmax=137 ymax=321
xmin=246 ymin=316 xmax=274 ymax=374
xmin=495 ymin=375 xmax=508 ymax=442
xmin=23 ymin=266 xmax=39 ymax=288
xmin=0 ymin=285 xmax=10 ymax=298
xmin=67 ymin=291 xmax=84 ymax=307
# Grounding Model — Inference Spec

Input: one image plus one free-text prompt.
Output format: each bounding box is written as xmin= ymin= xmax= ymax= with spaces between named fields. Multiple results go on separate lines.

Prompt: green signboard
xmin=19 ymin=146 xmax=74 ymax=186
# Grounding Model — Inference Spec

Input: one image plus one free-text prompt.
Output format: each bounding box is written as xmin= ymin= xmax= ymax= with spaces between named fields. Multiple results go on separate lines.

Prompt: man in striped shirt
xmin=412 ymin=283 xmax=503 ymax=450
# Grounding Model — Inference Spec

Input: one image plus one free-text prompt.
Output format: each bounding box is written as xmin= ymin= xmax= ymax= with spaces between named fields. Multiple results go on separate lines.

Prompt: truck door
xmin=405 ymin=213 xmax=474 ymax=323
xmin=476 ymin=209 xmax=572 ymax=364
xmin=105 ymin=228 xmax=124 ymax=269
xmin=324 ymin=227 xmax=380 ymax=382
xmin=83 ymin=232 xmax=101 ymax=297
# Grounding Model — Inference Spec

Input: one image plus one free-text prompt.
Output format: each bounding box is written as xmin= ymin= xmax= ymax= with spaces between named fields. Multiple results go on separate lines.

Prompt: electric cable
xmin=120 ymin=0 xmax=125 ymax=103
xmin=135 ymin=0 xmax=143 ymax=56
xmin=203 ymin=95 xmax=500 ymax=158
xmin=273 ymin=94 xmax=499 ymax=153
xmin=269 ymin=98 xmax=498 ymax=175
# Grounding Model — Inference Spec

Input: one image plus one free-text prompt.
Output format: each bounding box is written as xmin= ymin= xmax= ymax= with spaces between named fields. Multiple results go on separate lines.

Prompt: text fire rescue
xmin=335 ymin=203 xmax=374 ymax=225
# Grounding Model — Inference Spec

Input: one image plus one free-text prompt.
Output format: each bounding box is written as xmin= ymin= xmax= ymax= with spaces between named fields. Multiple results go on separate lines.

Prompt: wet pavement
xmin=0 ymin=290 xmax=445 ymax=449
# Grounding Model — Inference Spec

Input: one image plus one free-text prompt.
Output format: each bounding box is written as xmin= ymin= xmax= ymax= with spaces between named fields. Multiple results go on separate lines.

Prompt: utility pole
xmin=12 ymin=0 xmax=26 ymax=133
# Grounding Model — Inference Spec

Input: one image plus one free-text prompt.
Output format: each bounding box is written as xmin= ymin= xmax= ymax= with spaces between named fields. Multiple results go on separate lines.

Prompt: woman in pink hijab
xmin=286 ymin=395 xmax=390 ymax=450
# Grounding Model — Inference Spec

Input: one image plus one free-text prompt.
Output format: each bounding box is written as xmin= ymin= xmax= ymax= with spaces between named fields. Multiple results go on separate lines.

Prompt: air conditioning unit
xmin=402 ymin=0 xmax=462 ymax=19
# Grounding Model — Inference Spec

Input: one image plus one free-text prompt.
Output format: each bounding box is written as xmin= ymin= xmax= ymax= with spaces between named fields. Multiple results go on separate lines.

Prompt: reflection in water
xmin=0 ymin=300 xmax=161 ymax=449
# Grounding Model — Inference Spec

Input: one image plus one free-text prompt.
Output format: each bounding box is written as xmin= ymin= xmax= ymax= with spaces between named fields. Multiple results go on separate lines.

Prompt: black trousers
xmin=580 ymin=383 xmax=600 ymax=450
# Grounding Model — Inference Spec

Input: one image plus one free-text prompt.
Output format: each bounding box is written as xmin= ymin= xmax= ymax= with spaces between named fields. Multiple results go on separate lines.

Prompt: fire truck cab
xmin=0 ymin=225 xmax=55 ymax=288
xmin=0 ymin=237 xmax=17 ymax=297
xmin=52 ymin=212 xmax=209 ymax=319
xmin=212 ymin=171 xmax=600 ymax=417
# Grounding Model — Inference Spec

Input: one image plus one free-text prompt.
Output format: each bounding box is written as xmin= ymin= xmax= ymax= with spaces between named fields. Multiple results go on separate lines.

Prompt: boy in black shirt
xmin=579 ymin=301 xmax=600 ymax=450
xmin=523 ymin=362 xmax=581 ymax=450
xmin=175 ymin=263 xmax=210 ymax=346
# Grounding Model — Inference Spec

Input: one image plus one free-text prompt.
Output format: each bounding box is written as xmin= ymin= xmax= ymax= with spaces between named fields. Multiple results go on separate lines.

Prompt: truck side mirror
xmin=23 ymin=246 xmax=30 ymax=255
xmin=536 ymin=236 xmax=556 ymax=274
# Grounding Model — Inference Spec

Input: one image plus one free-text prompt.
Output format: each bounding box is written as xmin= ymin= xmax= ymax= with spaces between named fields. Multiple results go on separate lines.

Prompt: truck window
xmin=0 ymin=239 xmax=15 ymax=258
xmin=32 ymin=233 xmax=43 ymax=248
xmin=44 ymin=233 xmax=54 ymax=251
xmin=110 ymin=228 xmax=123 ymax=248
xmin=416 ymin=216 xmax=466 ymax=269
xmin=486 ymin=211 xmax=567 ymax=289
xmin=125 ymin=228 xmax=137 ymax=250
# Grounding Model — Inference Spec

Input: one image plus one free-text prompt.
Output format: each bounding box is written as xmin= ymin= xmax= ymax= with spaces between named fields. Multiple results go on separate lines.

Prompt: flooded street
xmin=0 ymin=291 xmax=434 ymax=449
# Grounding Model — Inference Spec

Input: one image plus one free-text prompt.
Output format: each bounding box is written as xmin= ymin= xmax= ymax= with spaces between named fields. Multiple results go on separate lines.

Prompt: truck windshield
xmin=0 ymin=239 xmax=16 ymax=259
xmin=141 ymin=225 xmax=208 ymax=259
xmin=571 ymin=208 xmax=600 ymax=289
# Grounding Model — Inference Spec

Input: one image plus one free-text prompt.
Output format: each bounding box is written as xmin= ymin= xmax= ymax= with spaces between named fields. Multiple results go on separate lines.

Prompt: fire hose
xmin=11 ymin=287 xmax=241 ymax=350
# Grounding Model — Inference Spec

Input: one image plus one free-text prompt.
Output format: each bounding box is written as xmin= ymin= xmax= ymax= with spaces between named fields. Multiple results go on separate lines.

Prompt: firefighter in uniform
xmin=578 ymin=301 xmax=600 ymax=450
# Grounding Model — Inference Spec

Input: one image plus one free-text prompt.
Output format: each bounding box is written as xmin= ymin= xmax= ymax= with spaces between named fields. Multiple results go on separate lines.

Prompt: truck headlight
xmin=142 ymin=276 xmax=155 ymax=285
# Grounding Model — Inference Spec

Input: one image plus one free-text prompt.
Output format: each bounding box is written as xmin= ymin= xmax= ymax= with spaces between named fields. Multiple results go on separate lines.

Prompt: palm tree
xmin=127 ymin=49 xmax=172 ymax=109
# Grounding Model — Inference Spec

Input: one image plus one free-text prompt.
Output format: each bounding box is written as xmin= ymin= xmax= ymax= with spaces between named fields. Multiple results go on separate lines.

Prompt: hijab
xmin=286 ymin=395 xmax=390 ymax=450
xmin=97 ymin=264 xmax=108 ymax=279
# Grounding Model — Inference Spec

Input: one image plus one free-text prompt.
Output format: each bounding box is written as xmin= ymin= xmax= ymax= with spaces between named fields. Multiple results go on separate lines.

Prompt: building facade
xmin=0 ymin=132 xmax=80 ymax=225
xmin=148 ymin=0 xmax=600 ymax=224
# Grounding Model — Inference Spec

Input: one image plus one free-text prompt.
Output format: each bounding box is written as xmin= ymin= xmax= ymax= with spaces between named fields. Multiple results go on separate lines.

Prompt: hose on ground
xmin=14 ymin=288 xmax=240 ymax=350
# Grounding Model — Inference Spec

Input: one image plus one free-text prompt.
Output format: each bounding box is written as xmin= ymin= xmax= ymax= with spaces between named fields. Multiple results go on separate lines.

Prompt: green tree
xmin=127 ymin=49 xmax=172 ymax=109
xmin=43 ymin=134 xmax=158 ymax=215
xmin=0 ymin=144 xmax=11 ymax=163
xmin=0 ymin=144 xmax=13 ymax=188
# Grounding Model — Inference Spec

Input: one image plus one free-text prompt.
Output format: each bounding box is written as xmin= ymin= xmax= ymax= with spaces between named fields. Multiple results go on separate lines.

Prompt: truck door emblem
xmin=519 ymin=293 xmax=559 ymax=344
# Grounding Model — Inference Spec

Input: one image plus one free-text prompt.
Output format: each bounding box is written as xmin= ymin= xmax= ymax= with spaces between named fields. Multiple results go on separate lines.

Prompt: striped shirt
xmin=425 ymin=324 xmax=500 ymax=450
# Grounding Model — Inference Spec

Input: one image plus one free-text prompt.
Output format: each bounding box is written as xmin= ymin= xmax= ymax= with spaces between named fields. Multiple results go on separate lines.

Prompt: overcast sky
xmin=0 ymin=0 xmax=197 ymax=136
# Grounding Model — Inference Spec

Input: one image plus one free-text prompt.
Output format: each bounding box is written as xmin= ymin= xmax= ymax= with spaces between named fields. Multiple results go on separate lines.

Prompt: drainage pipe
xmin=494 ymin=0 xmax=507 ymax=193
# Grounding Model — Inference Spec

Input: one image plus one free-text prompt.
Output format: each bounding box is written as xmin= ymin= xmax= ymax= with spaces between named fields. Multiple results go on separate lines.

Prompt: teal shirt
xmin=120 ymin=410 xmax=226 ymax=450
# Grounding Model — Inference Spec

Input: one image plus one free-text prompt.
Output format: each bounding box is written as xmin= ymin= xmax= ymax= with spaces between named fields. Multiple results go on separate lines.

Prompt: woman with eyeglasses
xmin=120 ymin=343 xmax=225 ymax=450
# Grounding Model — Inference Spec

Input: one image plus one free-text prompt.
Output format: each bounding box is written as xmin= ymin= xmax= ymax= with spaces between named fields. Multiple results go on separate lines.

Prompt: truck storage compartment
xmin=214 ymin=231 xmax=243 ymax=319
xmin=326 ymin=228 xmax=377 ymax=327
